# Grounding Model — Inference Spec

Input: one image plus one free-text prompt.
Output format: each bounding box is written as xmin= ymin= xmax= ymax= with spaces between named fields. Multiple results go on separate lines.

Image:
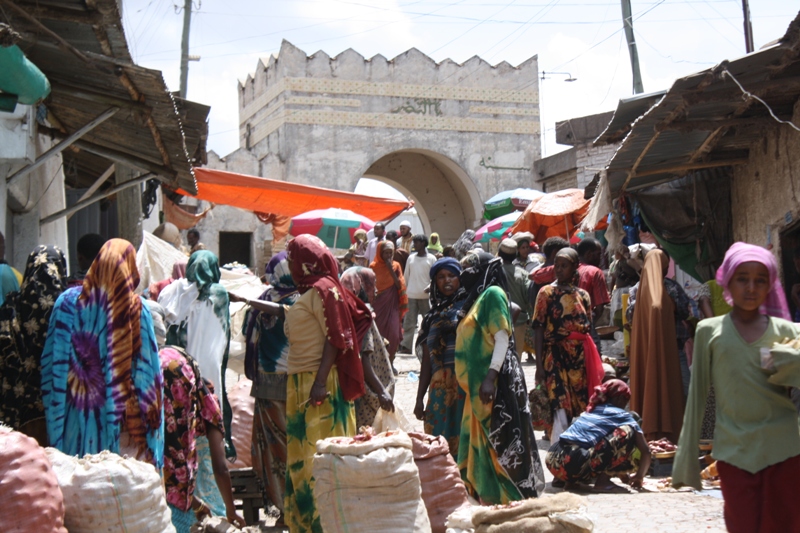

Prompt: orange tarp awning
xmin=180 ymin=168 xmax=413 ymax=224
xmin=509 ymin=189 xmax=606 ymax=245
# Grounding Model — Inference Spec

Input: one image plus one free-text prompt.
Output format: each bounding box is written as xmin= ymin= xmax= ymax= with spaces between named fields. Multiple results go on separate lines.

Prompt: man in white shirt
xmin=396 ymin=220 xmax=413 ymax=253
xmin=365 ymin=222 xmax=386 ymax=264
xmin=400 ymin=234 xmax=437 ymax=355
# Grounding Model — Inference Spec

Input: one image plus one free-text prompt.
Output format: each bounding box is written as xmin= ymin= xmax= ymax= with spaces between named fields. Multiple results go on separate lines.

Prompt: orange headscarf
xmin=370 ymin=240 xmax=408 ymax=318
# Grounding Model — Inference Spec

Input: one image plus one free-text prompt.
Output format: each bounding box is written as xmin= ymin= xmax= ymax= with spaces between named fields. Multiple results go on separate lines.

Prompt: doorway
xmin=219 ymin=231 xmax=252 ymax=268
xmin=779 ymin=222 xmax=800 ymax=320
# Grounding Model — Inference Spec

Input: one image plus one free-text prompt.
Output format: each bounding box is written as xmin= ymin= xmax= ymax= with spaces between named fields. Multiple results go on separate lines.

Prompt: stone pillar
xmin=115 ymin=163 xmax=143 ymax=249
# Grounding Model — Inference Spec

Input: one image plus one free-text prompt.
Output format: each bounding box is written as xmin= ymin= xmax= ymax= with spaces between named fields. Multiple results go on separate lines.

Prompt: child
xmin=672 ymin=242 xmax=800 ymax=533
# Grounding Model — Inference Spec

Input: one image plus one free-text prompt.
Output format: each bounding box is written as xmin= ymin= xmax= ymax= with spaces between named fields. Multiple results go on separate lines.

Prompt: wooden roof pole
xmin=0 ymin=0 xmax=91 ymax=64
xmin=6 ymin=106 xmax=120 ymax=187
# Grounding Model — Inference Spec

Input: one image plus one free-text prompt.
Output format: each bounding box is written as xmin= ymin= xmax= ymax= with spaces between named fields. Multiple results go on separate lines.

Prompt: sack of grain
xmin=408 ymin=432 xmax=469 ymax=533
xmin=45 ymin=448 xmax=176 ymax=533
xmin=228 ymin=378 xmax=254 ymax=468
xmin=313 ymin=430 xmax=432 ymax=533
xmin=0 ymin=425 xmax=68 ymax=533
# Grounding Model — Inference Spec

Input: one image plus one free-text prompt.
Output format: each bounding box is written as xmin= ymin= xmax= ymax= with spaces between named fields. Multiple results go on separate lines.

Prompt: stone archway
xmin=363 ymin=149 xmax=483 ymax=244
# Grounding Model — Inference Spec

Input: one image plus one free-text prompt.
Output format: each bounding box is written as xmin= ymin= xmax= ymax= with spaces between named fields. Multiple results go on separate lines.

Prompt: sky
xmin=122 ymin=0 xmax=798 ymax=199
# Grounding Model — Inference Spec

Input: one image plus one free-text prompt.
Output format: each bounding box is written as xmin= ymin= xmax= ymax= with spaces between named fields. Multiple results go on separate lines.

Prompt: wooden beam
xmin=7 ymin=107 xmax=120 ymax=186
xmin=115 ymin=68 xmax=173 ymax=169
xmin=0 ymin=0 xmax=91 ymax=64
xmin=71 ymin=139 xmax=176 ymax=178
xmin=51 ymin=82 xmax=151 ymax=113
xmin=40 ymin=172 xmax=155 ymax=226
xmin=66 ymin=164 xmax=115 ymax=220
xmin=683 ymin=77 xmax=800 ymax=105
xmin=621 ymin=158 xmax=748 ymax=179
xmin=619 ymin=132 xmax=660 ymax=192
xmin=16 ymin=4 xmax=104 ymax=25
xmin=659 ymin=117 xmax=774 ymax=132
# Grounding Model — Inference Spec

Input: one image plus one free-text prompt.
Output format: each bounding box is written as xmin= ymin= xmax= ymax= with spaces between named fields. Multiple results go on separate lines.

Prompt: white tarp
xmin=136 ymin=231 xmax=187 ymax=293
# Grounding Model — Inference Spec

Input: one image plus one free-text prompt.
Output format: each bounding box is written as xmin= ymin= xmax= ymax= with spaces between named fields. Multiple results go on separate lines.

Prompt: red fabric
xmin=286 ymin=234 xmax=371 ymax=401
xmin=255 ymin=212 xmax=293 ymax=242
xmin=163 ymin=196 xmax=214 ymax=230
xmin=568 ymin=331 xmax=604 ymax=399
xmin=586 ymin=379 xmax=631 ymax=413
xmin=530 ymin=265 xmax=555 ymax=284
xmin=577 ymin=264 xmax=610 ymax=307
xmin=182 ymin=168 xmax=412 ymax=223
xmin=717 ymin=455 xmax=800 ymax=533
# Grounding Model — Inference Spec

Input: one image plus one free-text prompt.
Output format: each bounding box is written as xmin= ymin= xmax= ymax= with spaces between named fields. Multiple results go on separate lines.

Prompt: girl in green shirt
xmin=673 ymin=242 xmax=800 ymax=533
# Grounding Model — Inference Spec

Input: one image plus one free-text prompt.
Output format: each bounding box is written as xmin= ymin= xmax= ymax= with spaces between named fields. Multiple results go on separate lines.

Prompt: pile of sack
xmin=445 ymin=493 xmax=594 ymax=533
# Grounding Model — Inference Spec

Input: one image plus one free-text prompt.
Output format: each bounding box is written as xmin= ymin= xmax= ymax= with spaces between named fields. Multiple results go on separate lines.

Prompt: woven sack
xmin=0 ymin=425 xmax=68 ymax=533
xmin=408 ymin=432 xmax=469 ymax=533
xmin=229 ymin=378 xmax=254 ymax=468
xmin=313 ymin=430 xmax=432 ymax=533
xmin=45 ymin=448 xmax=176 ymax=533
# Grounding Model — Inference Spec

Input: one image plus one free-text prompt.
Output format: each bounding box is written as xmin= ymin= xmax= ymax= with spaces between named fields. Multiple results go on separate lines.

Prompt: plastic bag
xmin=551 ymin=409 xmax=569 ymax=442
xmin=373 ymin=404 xmax=415 ymax=433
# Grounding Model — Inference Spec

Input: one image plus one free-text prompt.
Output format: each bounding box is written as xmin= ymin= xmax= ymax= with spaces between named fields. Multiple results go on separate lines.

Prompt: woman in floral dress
xmin=0 ymin=245 xmax=67 ymax=445
xmin=160 ymin=346 xmax=244 ymax=532
xmin=532 ymin=248 xmax=598 ymax=439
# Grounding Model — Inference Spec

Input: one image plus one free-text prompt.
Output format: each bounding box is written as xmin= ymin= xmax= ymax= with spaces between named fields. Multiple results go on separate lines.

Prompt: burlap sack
xmin=0 ymin=425 xmax=68 ymax=533
xmin=45 ymin=448 xmax=176 ymax=533
xmin=313 ymin=431 xmax=432 ymax=533
xmin=472 ymin=492 xmax=585 ymax=532
xmin=408 ymin=432 xmax=469 ymax=533
xmin=228 ymin=378 xmax=254 ymax=468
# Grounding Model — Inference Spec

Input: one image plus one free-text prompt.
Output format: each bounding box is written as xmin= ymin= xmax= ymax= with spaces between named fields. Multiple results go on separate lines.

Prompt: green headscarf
xmin=186 ymin=250 xmax=222 ymax=299
xmin=427 ymin=232 xmax=444 ymax=254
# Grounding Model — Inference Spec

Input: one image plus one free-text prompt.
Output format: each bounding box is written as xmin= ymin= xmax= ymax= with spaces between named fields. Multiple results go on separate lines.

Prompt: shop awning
xmin=180 ymin=168 xmax=413 ymax=223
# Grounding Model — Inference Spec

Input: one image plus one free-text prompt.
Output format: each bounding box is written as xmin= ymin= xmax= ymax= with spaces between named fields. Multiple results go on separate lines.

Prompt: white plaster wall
xmin=731 ymin=101 xmax=800 ymax=252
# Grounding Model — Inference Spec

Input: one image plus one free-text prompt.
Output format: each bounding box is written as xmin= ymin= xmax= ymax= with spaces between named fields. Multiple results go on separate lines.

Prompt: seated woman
xmin=160 ymin=346 xmax=245 ymax=532
xmin=546 ymin=379 xmax=651 ymax=493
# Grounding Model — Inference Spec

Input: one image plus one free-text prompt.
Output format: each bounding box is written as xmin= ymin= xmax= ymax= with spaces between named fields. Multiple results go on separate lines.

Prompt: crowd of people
xmin=0 ymin=219 xmax=798 ymax=533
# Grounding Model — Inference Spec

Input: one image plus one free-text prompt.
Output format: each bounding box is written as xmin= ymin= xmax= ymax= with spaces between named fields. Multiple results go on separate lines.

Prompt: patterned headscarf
xmin=716 ymin=242 xmax=790 ymax=319
xmin=417 ymin=258 xmax=465 ymax=352
xmin=286 ymin=235 xmax=372 ymax=401
xmin=244 ymin=252 xmax=297 ymax=380
xmin=458 ymin=252 xmax=508 ymax=321
xmin=0 ymin=245 xmax=67 ymax=429
xmin=453 ymin=229 xmax=476 ymax=260
xmin=42 ymin=239 xmax=163 ymax=466
xmin=587 ymin=379 xmax=631 ymax=412
xmin=341 ymin=266 xmax=377 ymax=306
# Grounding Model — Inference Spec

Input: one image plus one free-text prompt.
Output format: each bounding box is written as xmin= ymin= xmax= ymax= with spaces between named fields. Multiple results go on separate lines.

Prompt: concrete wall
xmin=575 ymin=142 xmax=617 ymax=188
xmin=230 ymin=41 xmax=541 ymax=242
xmin=731 ymin=101 xmax=800 ymax=252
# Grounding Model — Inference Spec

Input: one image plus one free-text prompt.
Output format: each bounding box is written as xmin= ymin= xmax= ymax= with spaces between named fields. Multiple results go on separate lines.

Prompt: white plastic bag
xmin=373 ymin=404 xmax=415 ymax=433
xmin=551 ymin=409 xmax=569 ymax=442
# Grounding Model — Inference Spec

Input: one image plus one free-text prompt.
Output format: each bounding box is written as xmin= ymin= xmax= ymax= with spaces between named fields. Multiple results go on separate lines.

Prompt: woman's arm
xmin=229 ymin=293 xmax=285 ymax=318
xmin=310 ymin=340 xmax=338 ymax=405
xmin=533 ymin=326 xmax=545 ymax=385
xmin=630 ymin=431 xmax=652 ymax=489
xmin=386 ymin=260 xmax=402 ymax=290
xmin=205 ymin=424 xmax=246 ymax=528
xmin=414 ymin=342 xmax=433 ymax=420
xmin=699 ymin=296 xmax=714 ymax=320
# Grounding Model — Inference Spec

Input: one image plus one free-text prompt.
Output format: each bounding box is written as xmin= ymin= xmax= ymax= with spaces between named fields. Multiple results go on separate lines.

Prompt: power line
xmin=429 ymin=0 xmax=521 ymax=55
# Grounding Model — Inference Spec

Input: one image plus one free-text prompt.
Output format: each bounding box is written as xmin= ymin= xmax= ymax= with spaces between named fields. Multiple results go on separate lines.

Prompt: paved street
xmin=392 ymin=351 xmax=728 ymax=533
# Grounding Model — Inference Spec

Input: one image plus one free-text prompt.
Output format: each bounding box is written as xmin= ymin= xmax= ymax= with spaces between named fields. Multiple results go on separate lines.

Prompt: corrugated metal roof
xmin=3 ymin=0 xmax=204 ymax=194
xmin=603 ymin=11 xmax=800 ymax=195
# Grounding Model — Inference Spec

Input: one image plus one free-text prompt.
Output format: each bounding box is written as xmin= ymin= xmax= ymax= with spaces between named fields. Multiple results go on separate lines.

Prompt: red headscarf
xmin=586 ymin=379 xmax=631 ymax=412
xmin=286 ymin=234 xmax=372 ymax=401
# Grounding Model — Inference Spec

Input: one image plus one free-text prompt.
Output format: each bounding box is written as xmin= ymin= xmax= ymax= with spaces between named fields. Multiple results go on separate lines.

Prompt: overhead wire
xmin=722 ymin=69 xmax=800 ymax=133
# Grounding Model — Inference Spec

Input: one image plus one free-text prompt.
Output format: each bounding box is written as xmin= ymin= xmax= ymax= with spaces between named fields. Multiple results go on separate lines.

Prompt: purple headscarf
xmin=716 ymin=242 xmax=790 ymax=320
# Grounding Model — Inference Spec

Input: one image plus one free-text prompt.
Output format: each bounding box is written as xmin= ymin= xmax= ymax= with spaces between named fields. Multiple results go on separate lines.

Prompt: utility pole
xmin=742 ymin=0 xmax=754 ymax=53
xmin=179 ymin=0 xmax=192 ymax=99
xmin=620 ymin=0 xmax=644 ymax=94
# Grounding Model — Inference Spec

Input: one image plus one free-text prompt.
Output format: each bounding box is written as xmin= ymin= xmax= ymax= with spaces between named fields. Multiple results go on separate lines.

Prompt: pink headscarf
xmin=716 ymin=242 xmax=790 ymax=320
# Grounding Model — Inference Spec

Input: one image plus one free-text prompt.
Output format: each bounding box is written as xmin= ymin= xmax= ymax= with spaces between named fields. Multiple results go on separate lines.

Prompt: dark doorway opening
xmin=779 ymin=222 xmax=800 ymax=321
xmin=219 ymin=232 xmax=252 ymax=268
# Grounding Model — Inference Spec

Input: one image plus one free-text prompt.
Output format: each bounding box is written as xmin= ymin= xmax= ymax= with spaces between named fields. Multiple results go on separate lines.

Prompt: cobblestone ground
xmin=251 ymin=349 xmax=727 ymax=532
